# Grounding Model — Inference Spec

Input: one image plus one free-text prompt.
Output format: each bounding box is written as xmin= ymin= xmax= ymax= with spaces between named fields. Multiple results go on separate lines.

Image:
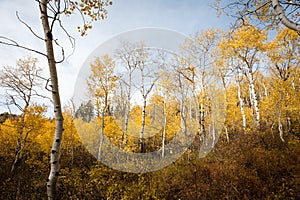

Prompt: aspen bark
xmin=98 ymin=95 xmax=109 ymax=160
xmin=40 ymin=1 xmax=64 ymax=199
xmin=199 ymin=78 xmax=206 ymax=136
xmin=225 ymin=125 xmax=229 ymax=143
xmin=211 ymin=121 xmax=216 ymax=148
xmin=180 ymin=97 xmax=187 ymax=135
xmin=123 ymin=73 xmax=132 ymax=144
xmin=271 ymin=0 xmax=300 ymax=32
xmin=247 ymin=70 xmax=260 ymax=128
xmin=97 ymin=111 xmax=105 ymax=160
xmin=277 ymin=94 xmax=285 ymax=142
xmin=237 ymin=80 xmax=247 ymax=132
xmin=278 ymin=111 xmax=285 ymax=142
xmin=139 ymin=98 xmax=147 ymax=153
xmin=161 ymin=101 xmax=167 ymax=158
xmin=138 ymin=59 xmax=157 ymax=153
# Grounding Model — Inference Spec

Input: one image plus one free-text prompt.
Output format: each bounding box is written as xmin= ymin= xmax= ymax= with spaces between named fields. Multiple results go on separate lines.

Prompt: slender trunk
xmin=237 ymin=81 xmax=247 ymax=132
xmin=193 ymin=94 xmax=200 ymax=132
xmin=278 ymin=110 xmax=285 ymax=142
xmin=40 ymin=1 xmax=64 ymax=199
xmin=248 ymin=71 xmax=260 ymax=128
xmin=98 ymin=97 xmax=108 ymax=160
xmin=211 ymin=121 xmax=216 ymax=148
xmin=286 ymin=111 xmax=292 ymax=132
xmin=278 ymin=92 xmax=285 ymax=142
xmin=10 ymin=112 xmax=26 ymax=175
xmin=189 ymin=99 xmax=193 ymax=129
xmin=291 ymin=78 xmax=295 ymax=90
xmin=199 ymin=102 xmax=205 ymax=136
xmin=225 ymin=125 xmax=229 ymax=143
xmin=249 ymin=86 xmax=255 ymax=116
xmin=161 ymin=101 xmax=166 ymax=158
xmin=97 ymin=112 xmax=105 ymax=160
xmin=199 ymin=79 xmax=206 ymax=136
xmin=138 ymin=65 xmax=157 ymax=152
xmin=177 ymin=74 xmax=187 ymax=136
xmin=222 ymin=78 xmax=229 ymax=143
xmin=271 ymin=122 xmax=275 ymax=138
xmin=70 ymin=119 xmax=74 ymax=166
xmin=124 ymin=75 xmax=131 ymax=144
xmin=262 ymin=83 xmax=268 ymax=97
xmin=180 ymin=97 xmax=187 ymax=135
xmin=139 ymin=97 xmax=147 ymax=153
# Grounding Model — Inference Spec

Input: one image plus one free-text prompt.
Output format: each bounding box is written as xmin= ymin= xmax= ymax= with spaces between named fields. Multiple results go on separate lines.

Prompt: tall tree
xmin=266 ymin=28 xmax=299 ymax=141
xmin=218 ymin=24 xmax=267 ymax=128
xmin=0 ymin=57 xmax=44 ymax=174
xmin=87 ymin=55 xmax=117 ymax=160
xmin=180 ymin=29 xmax=221 ymax=139
xmin=156 ymin=72 xmax=174 ymax=157
xmin=136 ymin=47 xmax=159 ymax=153
xmin=267 ymin=27 xmax=299 ymax=81
xmin=0 ymin=1 xmax=112 ymax=199
xmin=116 ymin=42 xmax=139 ymax=145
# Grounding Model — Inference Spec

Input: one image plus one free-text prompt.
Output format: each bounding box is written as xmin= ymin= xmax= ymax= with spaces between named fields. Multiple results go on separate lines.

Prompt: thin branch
xmin=53 ymin=39 xmax=65 ymax=63
xmin=9 ymin=95 xmax=23 ymax=112
xmin=57 ymin=18 xmax=76 ymax=59
xmin=0 ymin=36 xmax=47 ymax=57
xmin=45 ymin=78 xmax=53 ymax=92
xmin=15 ymin=11 xmax=44 ymax=41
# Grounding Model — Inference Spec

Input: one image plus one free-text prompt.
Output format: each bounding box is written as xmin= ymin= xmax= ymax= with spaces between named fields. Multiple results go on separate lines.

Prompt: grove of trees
xmin=0 ymin=0 xmax=299 ymax=199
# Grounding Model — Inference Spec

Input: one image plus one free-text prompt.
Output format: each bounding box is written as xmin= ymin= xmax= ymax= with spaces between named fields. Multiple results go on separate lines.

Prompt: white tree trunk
xmin=277 ymin=98 xmax=285 ymax=142
xmin=40 ymin=1 xmax=64 ymax=199
xmin=262 ymin=83 xmax=268 ymax=97
xmin=161 ymin=101 xmax=167 ymax=158
xmin=139 ymin=97 xmax=147 ymax=152
xmin=138 ymin=64 xmax=157 ymax=153
xmin=97 ymin=112 xmax=105 ymax=160
xmin=209 ymin=121 xmax=216 ymax=148
xmin=180 ymin=97 xmax=187 ymax=135
xmin=123 ymin=74 xmax=132 ymax=144
xmin=199 ymin=102 xmax=206 ymax=136
xmin=225 ymin=125 xmax=229 ymax=143
xmin=237 ymin=81 xmax=247 ymax=132
xmin=247 ymin=71 xmax=260 ymax=128
xmin=271 ymin=0 xmax=300 ymax=32
xmin=199 ymin=79 xmax=206 ymax=136
xmin=278 ymin=112 xmax=285 ymax=142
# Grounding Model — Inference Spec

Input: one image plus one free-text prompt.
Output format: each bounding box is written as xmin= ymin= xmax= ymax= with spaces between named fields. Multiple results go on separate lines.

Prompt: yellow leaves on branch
xmin=232 ymin=26 xmax=266 ymax=50
xmin=87 ymin=54 xmax=117 ymax=102
xmin=266 ymin=27 xmax=299 ymax=64
xmin=65 ymin=0 xmax=113 ymax=36
xmin=218 ymin=23 xmax=268 ymax=60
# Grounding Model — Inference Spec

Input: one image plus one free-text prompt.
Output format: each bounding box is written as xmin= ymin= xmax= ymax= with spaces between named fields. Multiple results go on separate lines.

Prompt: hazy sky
xmin=0 ymin=0 xmax=233 ymax=113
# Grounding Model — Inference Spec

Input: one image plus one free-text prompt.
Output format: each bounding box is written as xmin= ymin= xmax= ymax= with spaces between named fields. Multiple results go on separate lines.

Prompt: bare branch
xmin=16 ymin=11 xmax=44 ymax=41
xmin=57 ymin=18 xmax=76 ymax=59
xmin=0 ymin=36 xmax=47 ymax=57
xmin=45 ymin=78 xmax=53 ymax=92
xmin=53 ymin=39 xmax=65 ymax=63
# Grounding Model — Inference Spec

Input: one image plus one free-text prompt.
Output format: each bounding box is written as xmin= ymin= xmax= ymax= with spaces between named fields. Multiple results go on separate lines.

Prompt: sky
xmin=0 ymin=0 xmax=233 ymax=114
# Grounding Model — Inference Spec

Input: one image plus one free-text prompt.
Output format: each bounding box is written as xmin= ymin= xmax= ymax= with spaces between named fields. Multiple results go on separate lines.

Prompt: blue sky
xmin=0 ymin=0 xmax=233 ymax=113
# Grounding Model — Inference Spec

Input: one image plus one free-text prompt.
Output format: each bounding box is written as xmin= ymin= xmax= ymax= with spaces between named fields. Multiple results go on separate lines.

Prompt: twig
xmin=15 ymin=11 xmax=44 ymax=41
xmin=0 ymin=36 xmax=47 ymax=57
